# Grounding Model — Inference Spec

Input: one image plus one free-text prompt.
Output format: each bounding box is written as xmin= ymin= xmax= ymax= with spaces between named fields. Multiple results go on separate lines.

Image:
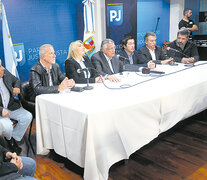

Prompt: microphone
xmin=117 ymin=54 xmax=128 ymax=60
xmin=141 ymin=67 xmax=165 ymax=75
xmin=167 ymin=47 xmax=190 ymax=58
xmin=117 ymin=54 xmax=130 ymax=64
xmin=76 ymin=68 xmax=93 ymax=90
xmin=77 ymin=68 xmax=88 ymax=74
xmin=154 ymin=17 xmax=160 ymax=33
xmin=123 ymin=65 xmax=165 ymax=75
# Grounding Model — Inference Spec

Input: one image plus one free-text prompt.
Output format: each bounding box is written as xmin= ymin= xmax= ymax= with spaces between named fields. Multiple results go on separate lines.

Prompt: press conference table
xmin=36 ymin=61 xmax=207 ymax=180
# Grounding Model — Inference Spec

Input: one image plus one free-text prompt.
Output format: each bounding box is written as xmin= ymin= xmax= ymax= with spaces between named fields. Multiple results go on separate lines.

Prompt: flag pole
xmin=1 ymin=1 xmax=19 ymax=77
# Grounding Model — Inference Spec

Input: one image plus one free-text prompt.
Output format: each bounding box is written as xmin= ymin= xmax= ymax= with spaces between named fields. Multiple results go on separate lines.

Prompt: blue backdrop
xmin=105 ymin=0 xmax=170 ymax=50
xmin=0 ymin=0 xmax=83 ymax=81
xmin=137 ymin=0 xmax=170 ymax=49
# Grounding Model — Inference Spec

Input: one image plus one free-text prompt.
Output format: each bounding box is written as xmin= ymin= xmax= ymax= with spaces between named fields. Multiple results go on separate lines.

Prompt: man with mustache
xmin=167 ymin=29 xmax=199 ymax=63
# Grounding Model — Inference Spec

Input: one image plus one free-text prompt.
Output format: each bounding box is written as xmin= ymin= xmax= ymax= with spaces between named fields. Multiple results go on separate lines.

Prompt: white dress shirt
xmin=147 ymin=47 xmax=156 ymax=60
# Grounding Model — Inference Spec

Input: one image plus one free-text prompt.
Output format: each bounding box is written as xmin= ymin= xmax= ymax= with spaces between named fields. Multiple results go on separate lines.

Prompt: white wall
xmin=94 ymin=0 xmax=106 ymax=51
xmin=170 ymin=0 xmax=185 ymax=41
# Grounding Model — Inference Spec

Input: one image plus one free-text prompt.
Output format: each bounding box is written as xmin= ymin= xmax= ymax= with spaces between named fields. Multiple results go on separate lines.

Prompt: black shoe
xmin=5 ymin=137 xmax=22 ymax=155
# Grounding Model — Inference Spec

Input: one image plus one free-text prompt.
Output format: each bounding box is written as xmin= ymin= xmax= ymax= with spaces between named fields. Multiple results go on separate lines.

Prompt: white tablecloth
xmin=36 ymin=62 xmax=207 ymax=180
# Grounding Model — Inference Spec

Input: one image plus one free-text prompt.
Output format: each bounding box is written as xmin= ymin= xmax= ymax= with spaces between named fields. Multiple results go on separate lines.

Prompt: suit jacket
xmin=0 ymin=70 xmax=21 ymax=116
xmin=117 ymin=49 xmax=140 ymax=64
xmin=137 ymin=45 xmax=168 ymax=64
xmin=91 ymin=51 xmax=122 ymax=76
xmin=65 ymin=56 xmax=98 ymax=84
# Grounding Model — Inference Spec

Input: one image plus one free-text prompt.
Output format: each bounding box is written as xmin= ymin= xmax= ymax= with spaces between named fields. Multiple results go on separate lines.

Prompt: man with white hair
xmin=91 ymin=39 xmax=121 ymax=82
xmin=29 ymin=44 xmax=75 ymax=101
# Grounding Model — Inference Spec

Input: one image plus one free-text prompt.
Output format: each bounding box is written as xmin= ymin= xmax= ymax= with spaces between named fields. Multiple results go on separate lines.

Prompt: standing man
xmin=137 ymin=32 xmax=174 ymax=65
xmin=118 ymin=36 xmax=155 ymax=68
xmin=0 ymin=60 xmax=32 ymax=155
xmin=179 ymin=8 xmax=198 ymax=40
xmin=167 ymin=29 xmax=199 ymax=63
xmin=29 ymin=44 xmax=75 ymax=102
xmin=91 ymin=39 xmax=121 ymax=82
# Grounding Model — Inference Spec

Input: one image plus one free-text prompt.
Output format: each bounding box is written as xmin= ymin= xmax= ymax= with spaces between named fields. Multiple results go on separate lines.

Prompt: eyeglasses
xmin=106 ymin=47 xmax=116 ymax=51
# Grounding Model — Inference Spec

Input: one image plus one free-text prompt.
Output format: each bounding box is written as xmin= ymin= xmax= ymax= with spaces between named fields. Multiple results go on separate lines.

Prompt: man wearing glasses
xmin=91 ymin=39 xmax=121 ymax=82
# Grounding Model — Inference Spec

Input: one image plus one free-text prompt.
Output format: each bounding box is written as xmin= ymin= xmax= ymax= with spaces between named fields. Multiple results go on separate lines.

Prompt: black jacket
xmin=167 ymin=40 xmax=199 ymax=62
xmin=65 ymin=56 xmax=98 ymax=84
xmin=137 ymin=45 xmax=168 ymax=64
xmin=0 ymin=145 xmax=20 ymax=179
xmin=29 ymin=60 xmax=65 ymax=102
xmin=0 ymin=70 xmax=21 ymax=116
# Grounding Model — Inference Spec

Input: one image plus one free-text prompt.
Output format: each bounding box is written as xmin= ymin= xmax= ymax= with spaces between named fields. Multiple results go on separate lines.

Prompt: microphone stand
xmin=154 ymin=17 xmax=160 ymax=34
xmin=83 ymin=68 xmax=94 ymax=90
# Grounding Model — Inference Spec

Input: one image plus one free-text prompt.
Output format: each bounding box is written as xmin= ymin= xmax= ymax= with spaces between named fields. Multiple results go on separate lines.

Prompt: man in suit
xmin=137 ymin=32 xmax=174 ymax=65
xmin=118 ymin=36 xmax=155 ymax=68
xmin=167 ymin=29 xmax=199 ymax=63
xmin=91 ymin=39 xmax=121 ymax=82
xmin=0 ymin=60 xmax=32 ymax=155
xmin=29 ymin=44 xmax=75 ymax=101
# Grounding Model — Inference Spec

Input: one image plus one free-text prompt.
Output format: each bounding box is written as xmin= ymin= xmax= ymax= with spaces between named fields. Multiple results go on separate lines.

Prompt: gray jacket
xmin=0 ymin=70 xmax=21 ymax=116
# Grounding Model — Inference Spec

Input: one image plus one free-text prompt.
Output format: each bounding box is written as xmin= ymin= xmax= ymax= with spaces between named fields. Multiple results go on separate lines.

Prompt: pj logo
xmin=108 ymin=3 xmax=123 ymax=26
xmin=13 ymin=43 xmax=26 ymax=66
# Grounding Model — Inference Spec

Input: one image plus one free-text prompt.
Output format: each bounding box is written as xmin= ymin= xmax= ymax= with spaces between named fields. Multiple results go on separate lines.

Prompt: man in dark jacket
xmin=0 ymin=61 xmax=32 ymax=154
xmin=137 ymin=32 xmax=174 ymax=65
xmin=167 ymin=29 xmax=199 ymax=63
xmin=0 ymin=144 xmax=37 ymax=180
xmin=29 ymin=44 xmax=75 ymax=102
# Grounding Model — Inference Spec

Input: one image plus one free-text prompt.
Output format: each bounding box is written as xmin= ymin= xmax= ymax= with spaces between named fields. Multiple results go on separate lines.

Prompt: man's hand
xmin=95 ymin=76 xmax=104 ymax=83
xmin=10 ymin=155 xmax=23 ymax=169
xmin=2 ymin=109 xmax=10 ymax=117
xmin=147 ymin=61 xmax=155 ymax=69
xmin=181 ymin=57 xmax=195 ymax=64
xmin=13 ymin=88 xmax=20 ymax=95
xmin=58 ymin=77 xmax=75 ymax=92
xmin=106 ymin=75 xmax=121 ymax=82
xmin=161 ymin=58 xmax=174 ymax=64
xmin=6 ymin=152 xmax=23 ymax=170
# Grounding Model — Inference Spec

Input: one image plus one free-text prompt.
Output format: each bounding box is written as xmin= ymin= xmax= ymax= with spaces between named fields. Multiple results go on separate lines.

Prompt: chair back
xmin=19 ymin=81 xmax=35 ymax=118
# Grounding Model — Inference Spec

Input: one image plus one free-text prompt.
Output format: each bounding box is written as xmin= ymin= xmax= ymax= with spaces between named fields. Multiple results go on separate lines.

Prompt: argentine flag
xmin=0 ymin=2 xmax=19 ymax=77
xmin=82 ymin=0 xmax=96 ymax=58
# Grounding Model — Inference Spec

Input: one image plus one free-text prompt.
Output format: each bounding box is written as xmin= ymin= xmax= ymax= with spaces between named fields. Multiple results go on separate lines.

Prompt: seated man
xmin=118 ymin=35 xmax=155 ymax=68
xmin=167 ymin=29 xmax=199 ymax=63
xmin=29 ymin=44 xmax=75 ymax=101
xmin=137 ymin=32 xmax=174 ymax=65
xmin=0 ymin=144 xmax=37 ymax=179
xmin=0 ymin=60 xmax=32 ymax=154
xmin=91 ymin=39 xmax=121 ymax=82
